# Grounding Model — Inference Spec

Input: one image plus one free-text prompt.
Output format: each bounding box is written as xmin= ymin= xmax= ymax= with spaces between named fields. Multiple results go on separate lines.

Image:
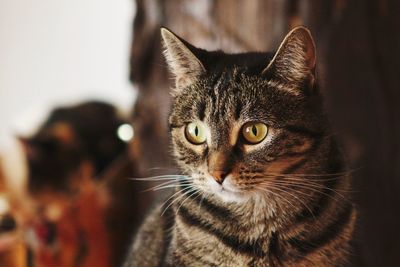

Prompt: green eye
xmin=242 ymin=122 xmax=268 ymax=144
xmin=185 ymin=122 xmax=207 ymax=144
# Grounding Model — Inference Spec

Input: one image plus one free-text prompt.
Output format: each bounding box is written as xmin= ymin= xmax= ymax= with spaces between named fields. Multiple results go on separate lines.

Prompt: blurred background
xmin=0 ymin=0 xmax=135 ymax=141
xmin=0 ymin=0 xmax=399 ymax=267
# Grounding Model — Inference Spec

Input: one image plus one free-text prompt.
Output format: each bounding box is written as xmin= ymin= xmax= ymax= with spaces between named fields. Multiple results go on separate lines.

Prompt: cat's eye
xmin=242 ymin=122 xmax=268 ymax=144
xmin=185 ymin=122 xmax=207 ymax=145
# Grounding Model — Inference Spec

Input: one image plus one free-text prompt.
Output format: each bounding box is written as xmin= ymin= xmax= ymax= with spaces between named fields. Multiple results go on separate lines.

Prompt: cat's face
xmin=163 ymin=27 xmax=325 ymax=203
xmin=20 ymin=123 xmax=83 ymax=194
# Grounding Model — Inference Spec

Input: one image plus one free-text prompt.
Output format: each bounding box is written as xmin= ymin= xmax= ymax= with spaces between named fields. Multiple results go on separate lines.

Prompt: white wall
xmin=0 ymin=0 xmax=136 ymax=143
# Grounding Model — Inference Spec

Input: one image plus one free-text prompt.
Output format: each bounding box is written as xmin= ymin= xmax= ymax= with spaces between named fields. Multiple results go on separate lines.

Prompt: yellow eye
xmin=185 ymin=122 xmax=207 ymax=144
xmin=242 ymin=122 xmax=268 ymax=144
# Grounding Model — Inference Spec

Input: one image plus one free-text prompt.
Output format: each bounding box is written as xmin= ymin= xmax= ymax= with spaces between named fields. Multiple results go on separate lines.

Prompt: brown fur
xmin=124 ymin=26 xmax=356 ymax=267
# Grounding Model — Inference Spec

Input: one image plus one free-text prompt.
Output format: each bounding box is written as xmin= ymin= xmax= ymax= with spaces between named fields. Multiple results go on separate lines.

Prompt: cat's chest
xmin=170 ymin=210 xmax=275 ymax=266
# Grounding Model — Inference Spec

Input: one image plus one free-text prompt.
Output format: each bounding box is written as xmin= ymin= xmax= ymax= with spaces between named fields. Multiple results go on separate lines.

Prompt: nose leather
xmin=208 ymin=150 xmax=232 ymax=184
xmin=210 ymin=170 xmax=227 ymax=184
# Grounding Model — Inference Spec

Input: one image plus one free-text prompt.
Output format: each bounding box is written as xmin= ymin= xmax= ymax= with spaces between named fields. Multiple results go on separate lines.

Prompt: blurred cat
xmin=0 ymin=159 xmax=26 ymax=267
xmin=18 ymin=101 xmax=136 ymax=267
xmin=20 ymin=101 xmax=128 ymax=194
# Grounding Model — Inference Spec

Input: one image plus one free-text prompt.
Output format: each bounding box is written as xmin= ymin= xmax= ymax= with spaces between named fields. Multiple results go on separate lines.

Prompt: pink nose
xmin=210 ymin=171 xmax=227 ymax=184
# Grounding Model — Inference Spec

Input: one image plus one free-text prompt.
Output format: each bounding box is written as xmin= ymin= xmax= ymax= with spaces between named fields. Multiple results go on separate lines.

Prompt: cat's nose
xmin=210 ymin=171 xmax=228 ymax=184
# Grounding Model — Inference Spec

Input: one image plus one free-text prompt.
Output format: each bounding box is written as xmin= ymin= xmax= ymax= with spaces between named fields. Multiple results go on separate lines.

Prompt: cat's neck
xmin=173 ymin=188 xmax=283 ymax=239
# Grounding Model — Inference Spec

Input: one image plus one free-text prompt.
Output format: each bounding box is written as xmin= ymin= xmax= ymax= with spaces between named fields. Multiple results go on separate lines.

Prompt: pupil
xmin=251 ymin=125 xmax=257 ymax=136
xmin=194 ymin=126 xmax=199 ymax=136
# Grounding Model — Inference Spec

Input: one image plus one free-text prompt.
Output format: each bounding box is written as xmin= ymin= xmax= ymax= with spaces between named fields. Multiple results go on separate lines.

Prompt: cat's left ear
xmin=262 ymin=26 xmax=316 ymax=90
xmin=161 ymin=28 xmax=206 ymax=92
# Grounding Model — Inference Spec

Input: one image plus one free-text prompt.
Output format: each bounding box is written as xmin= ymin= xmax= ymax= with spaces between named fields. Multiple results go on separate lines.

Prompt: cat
xmin=19 ymin=101 xmax=128 ymax=194
xmin=124 ymin=26 xmax=356 ymax=267
xmin=18 ymin=101 xmax=130 ymax=267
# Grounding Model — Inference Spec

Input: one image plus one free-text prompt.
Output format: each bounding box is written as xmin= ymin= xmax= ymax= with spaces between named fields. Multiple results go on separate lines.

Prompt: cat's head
xmin=162 ymin=27 xmax=327 ymax=203
xmin=19 ymin=101 xmax=129 ymax=195
xmin=19 ymin=122 xmax=84 ymax=194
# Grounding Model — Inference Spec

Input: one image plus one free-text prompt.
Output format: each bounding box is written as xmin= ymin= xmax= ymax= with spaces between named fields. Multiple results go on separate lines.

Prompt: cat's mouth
xmin=213 ymin=187 xmax=248 ymax=203
xmin=206 ymin=176 xmax=249 ymax=203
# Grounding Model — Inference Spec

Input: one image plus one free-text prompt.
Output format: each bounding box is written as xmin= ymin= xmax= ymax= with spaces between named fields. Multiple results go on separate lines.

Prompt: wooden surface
xmin=130 ymin=0 xmax=400 ymax=266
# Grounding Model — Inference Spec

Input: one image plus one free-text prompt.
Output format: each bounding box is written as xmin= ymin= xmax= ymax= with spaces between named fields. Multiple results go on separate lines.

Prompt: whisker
xmin=250 ymin=168 xmax=359 ymax=179
xmin=152 ymin=183 xmax=194 ymax=192
xmin=265 ymin=185 xmax=316 ymax=220
xmin=198 ymin=193 xmax=206 ymax=212
xmin=128 ymin=174 xmax=190 ymax=181
xmin=160 ymin=187 xmax=190 ymax=209
xmin=273 ymin=179 xmax=354 ymax=193
xmin=268 ymin=177 xmax=343 ymax=188
xmin=175 ymin=189 xmax=202 ymax=215
xmin=279 ymin=180 xmax=357 ymax=194
xmin=142 ymin=181 xmax=193 ymax=192
xmin=248 ymin=176 xmax=344 ymax=185
xmin=275 ymin=176 xmax=345 ymax=182
xmin=162 ymin=187 xmax=197 ymax=216
xmin=140 ymin=180 xmax=176 ymax=192
xmin=161 ymin=187 xmax=197 ymax=216
xmin=256 ymin=187 xmax=297 ymax=212
xmin=147 ymin=167 xmax=177 ymax=171
xmin=267 ymin=180 xmax=352 ymax=201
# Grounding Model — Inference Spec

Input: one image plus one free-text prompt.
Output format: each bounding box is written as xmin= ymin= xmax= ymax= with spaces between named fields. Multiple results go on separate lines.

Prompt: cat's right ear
xmin=160 ymin=28 xmax=205 ymax=93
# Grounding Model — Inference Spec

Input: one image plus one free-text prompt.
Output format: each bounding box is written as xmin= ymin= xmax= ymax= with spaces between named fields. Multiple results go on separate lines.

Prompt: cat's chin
xmin=212 ymin=189 xmax=249 ymax=203
xmin=207 ymin=183 xmax=250 ymax=203
xmin=201 ymin=176 xmax=251 ymax=203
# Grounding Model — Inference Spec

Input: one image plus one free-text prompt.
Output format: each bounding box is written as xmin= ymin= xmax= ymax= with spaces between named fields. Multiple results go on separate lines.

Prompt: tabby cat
xmin=124 ymin=26 xmax=356 ymax=267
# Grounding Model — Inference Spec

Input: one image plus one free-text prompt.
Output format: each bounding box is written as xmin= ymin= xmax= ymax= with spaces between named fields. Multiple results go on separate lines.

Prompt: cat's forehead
xmin=171 ymin=71 xmax=290 ymax=128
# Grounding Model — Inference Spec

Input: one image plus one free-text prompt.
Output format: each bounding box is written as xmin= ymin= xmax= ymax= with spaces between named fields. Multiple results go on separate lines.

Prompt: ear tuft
xmin=160 ymin=28 xmax=205 ymax=91
xmin=262 ymin=26 xmax=316 ymax=86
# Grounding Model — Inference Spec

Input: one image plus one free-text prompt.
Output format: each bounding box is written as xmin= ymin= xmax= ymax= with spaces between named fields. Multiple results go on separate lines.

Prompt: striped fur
xmin=124 ymin=27 xmax=356 ymax=267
